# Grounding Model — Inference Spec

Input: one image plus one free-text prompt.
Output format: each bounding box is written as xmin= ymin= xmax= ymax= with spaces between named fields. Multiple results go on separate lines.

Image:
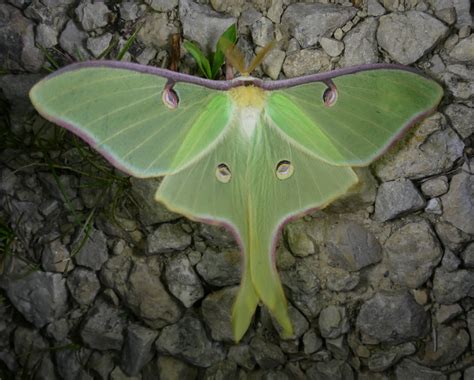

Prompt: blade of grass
xmin=183 ymin=41 xmax=212 ymax=78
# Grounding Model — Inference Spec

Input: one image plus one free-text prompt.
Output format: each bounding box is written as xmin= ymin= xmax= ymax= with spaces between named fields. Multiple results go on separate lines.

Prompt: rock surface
xmin=356 ymin=291 xmax=429 ymax=344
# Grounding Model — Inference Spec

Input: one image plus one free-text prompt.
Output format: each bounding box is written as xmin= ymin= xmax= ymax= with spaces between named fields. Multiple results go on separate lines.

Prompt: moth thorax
xmin=229 ymin=85 xmax=266 ymax=109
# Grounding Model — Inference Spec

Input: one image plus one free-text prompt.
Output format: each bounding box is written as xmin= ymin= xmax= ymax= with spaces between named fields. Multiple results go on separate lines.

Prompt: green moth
xmin=29 ymin=54 xmax=443 ymax=341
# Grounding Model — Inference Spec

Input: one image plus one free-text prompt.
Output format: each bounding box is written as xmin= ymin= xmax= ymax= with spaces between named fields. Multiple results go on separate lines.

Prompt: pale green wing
xmin=156 ymin=114 xmax=358 ymax=341
xmin=30 ymin=66 xmax=232 ymax=177
xmin=266 ymin=69 xmax=444 ymax=166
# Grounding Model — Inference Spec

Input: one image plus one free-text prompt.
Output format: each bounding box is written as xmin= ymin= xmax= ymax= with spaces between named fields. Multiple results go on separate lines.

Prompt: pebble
xmin=282 ymin=3 xmax=356 ymax=48
xmin=377 ymin=11 xmax=449 ymax=64
xmin=385 ymin=220 xmax=443 ymax=288
xmin=356 ymin=291 xmax=429 ymax=344
xmin=374 ymin=179 xmax=425 ymax=221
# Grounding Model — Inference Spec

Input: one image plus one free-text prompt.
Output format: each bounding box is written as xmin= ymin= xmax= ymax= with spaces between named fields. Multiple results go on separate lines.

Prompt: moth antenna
xmin=221 ymin=38 xmax=247 ymax=76
xmin=246 ymin=41 xmax=275 ymax=75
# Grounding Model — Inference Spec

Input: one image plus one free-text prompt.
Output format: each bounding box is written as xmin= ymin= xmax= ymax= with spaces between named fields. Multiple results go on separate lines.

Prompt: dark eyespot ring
xmin=162 ymin=86 xmax=179 ymax=109
xmin=276 ymin=160 xmax=294 ymax=180
xmin=216 ymin=163 xmax=231 ymax=183
xmin=322 ymin=85 xmax=337 ymax=107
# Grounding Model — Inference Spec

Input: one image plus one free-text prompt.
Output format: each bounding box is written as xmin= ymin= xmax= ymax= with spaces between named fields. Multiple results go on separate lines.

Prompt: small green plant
xmin=184 ymin=24 xmax=237 ymax=79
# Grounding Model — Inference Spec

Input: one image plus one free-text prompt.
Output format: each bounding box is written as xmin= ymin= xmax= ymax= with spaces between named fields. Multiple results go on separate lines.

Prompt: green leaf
xmin=211 ymin=24 xmax=237 ymax=78
xmin=183 ymin=41 xmax=212 ymax=79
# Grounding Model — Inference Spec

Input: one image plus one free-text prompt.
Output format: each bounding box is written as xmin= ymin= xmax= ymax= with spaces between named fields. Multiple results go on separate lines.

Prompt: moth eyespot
xmin=162 ymin=86 xmax=179 ymax=109
xmin=216 ymin=163 xmax=231 ymax=183
xmin=276 ymin=160 xmax=294 ymax=180
xmin=322 ymin=86 xmax=337 ymax=107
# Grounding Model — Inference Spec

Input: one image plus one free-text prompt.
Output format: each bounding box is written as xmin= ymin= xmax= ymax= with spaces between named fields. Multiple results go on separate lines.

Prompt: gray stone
xmin=368 ymin=343 xmax=416 ymax=372
xmin=417 ymin=326 xmax=469 ymax=367
xmin=146 ymin=0 xmax=178 ymax=12
xmin=67 ymin=267 xmax=100 ymax=305
xmin=306 ymin=360 xmax=354 ymax=380
xmin=87 ymin=351 xmax=115 ymax=379
xmin=228 ymin=345 xmax=255 ymax=371
xmin=326 ymin=222 xmax=382 ymax=271
xmin=136 ymin=47 xmax=157 ymax=65
xmin=110 ymin=366 xmax=139 ymax=380
xmin=444 ymin=103 xmax=474 ymax=138
xmin=465 ymin=367 xmax=474 ymax=380
xmin=36 ymin=23 xmax=58 ymax=48
xmin=179 ymin=0 xmax=236 ymax=54
xmin=45 ymin=318 xmax=69 ymax=342
xmin=156 ymin=315 xmax=225 ymax=368
xmin=121 ymin=324 xmax=158 ymax=376
xmin=319 ymin=306 xmax=349 ymax=339
xmin=130 ymin=178 xmax=180 ymax=225
xmin=120 ymin=1 xmax=143 ymax=21
xmin=196 ymin=249 xmax=241 ymax=286
xmin=303 ymin=329 xmax=323 ymax=355
xmin=395 ymin=358 xmax=446 ymax=379
xmin=42 ymin=239 xmax=74 ymax=273
xmin=267 ymin=0 xmax=283 ymax=23
xmin=281 ymin=255 xmax=320 ymax=295
xmin=367 ymin=0 xmax=386 ymax=16
xmin=281 ymin=3 xmax=357 ymax=48
xmin=435 ymin=221 xmax=471 ymax=252
xmin=326 ymin=268 xmax=360 ymax=292
xmin=250 ymin=337 xmax=286 ymax=370
xmin=376 ymin=113 xmax=465 ymax=181
xmin=199 ymin=224 xmax=237 ymax=248
xmin=165 ymin=253 xmax=204 ymax=308
xmin=273 ymin=304 xmax=309 ymax=340
xmin=374 ymin=179 xmax=425 ymax=221
xmin=55 ymin=347 xmax=92 ymax=380
xmin=59 ymin=19 xmax=89 ymax=60
xmin=326 ymin=335 xmax=349 ymax=360
xmin=377 ymin=11 xmax=449 ymax=64
xmin=432 ymin=267 xmax=474 ymax=304
xmin=356 ymin=291 xmax=429 ymax=344
xmin=100 ymin=255 xmax=182 ymax=328
xmin=14 ymin=326 xmax=48 ymax=370
xmin=75 ymin=0 xmax=110 ymax=31
xmin=203 ymin=360 xmax=238 ymax=380
xmin=441 ymin=248 xmax=461 ymax=271
xmin=262 ymin=48 xmax=285 ymax=80
xmin=468 ymin=309 xmax=474 ymax=351
xmin=283 ymin=48 xmax=331 ymax=78
xmin=427 ymin=0 xmax=472 ymax=27
xmin=5 ymin=271 xmax=68 ymax=328
xmin=251 ymin=17 xmax=274 ymax=47
xmin=320 ymin=37 xmax=344 ymax=57
xmin=147 ymin=223 xmax=191 ymax=254
xmin=87 ymin=33 xmax=113 ymax=58
xmin=385 ymin=221 xmax=443 ymax=288
xmin=0 ymin=4 xmax=44 ymax=71
xmin=425 ymin=198 xmax=442 ymax=214
xmin=436 ymin=304 xmax=463 ymax=324
xmin=80 ymin=300 xmax=126 ymax=351
xmin=420 ymin=176 xmax=449 ymax=197
xmin=341 ymin=18 xmax=379 ymax=66
xmin=201 ymin=287 xmax=237 ymax=342
xmin=73 ymin=228 xmax=109 ymax=271
xmin=156 ymin=356 xmax=198 ymax=380
xmin=284 ymin=220 xmax=315 ymax=257
xmin=436 ymin=7 xmax=457 ymax=25
xmin=441 ymin=170 xmax=474 ymax=234
xmin=137 ymin=12 xmax=178 ymax=50
xmin=462 ymin=242 xmax=474 ymax=267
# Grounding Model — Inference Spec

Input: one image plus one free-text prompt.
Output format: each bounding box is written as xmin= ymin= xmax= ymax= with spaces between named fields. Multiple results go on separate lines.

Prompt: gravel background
xmin=0 ymin=0 xmax=473 ymax=379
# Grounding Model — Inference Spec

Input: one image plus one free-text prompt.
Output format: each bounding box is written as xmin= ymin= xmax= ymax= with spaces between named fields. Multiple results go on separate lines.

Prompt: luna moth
xmin=29 ymin=50 xmax=443 ymax=342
